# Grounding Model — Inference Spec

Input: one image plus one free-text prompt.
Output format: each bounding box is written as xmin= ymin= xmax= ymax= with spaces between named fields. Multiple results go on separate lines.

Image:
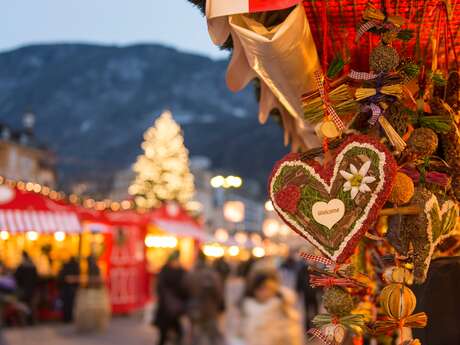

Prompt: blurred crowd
xmin=0 ymin=250 xmax=320 ymax=345
xmin=0 ymin=252 xmax=104 ymax=343
xmin=152 ymin=251 xmax=319 ymax=345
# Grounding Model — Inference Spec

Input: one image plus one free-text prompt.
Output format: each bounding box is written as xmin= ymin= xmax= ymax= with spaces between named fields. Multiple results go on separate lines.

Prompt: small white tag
xmin=312 ymin=199 xmax=345 ymax=229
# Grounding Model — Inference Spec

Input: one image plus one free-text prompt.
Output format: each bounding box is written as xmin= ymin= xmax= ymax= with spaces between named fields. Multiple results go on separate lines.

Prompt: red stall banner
xmin=104 ymin=211 xmax=149 ymax=315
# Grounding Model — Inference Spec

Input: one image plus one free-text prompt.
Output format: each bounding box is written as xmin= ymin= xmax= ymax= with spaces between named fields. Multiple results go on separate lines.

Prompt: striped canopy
xmin=147 ymin=203 xmax=204 ymax=240
xmin=0 ymin=186 xmax=81 ymax=234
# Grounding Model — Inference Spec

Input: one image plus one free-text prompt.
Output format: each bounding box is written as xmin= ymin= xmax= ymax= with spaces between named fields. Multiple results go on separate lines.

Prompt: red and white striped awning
xmin=154 ymin=219 xmax=205 ymax=241
xmin=0 ymin=210 xmax=82 ymax=234
xmin=147 ymin=203 xmax=205 ymax=241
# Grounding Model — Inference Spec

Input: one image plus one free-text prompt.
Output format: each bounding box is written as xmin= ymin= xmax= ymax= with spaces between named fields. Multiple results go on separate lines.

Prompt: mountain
xmin=0 ymin=43 xmax=289 ymax=195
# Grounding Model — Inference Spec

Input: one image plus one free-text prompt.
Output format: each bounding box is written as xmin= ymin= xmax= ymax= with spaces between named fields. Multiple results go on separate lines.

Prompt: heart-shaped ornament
xmin=269 ymin=135 xmax=396 ymax=263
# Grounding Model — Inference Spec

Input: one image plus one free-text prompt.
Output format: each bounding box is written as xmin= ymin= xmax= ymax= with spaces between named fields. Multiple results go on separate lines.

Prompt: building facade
xmin=0 ymin=118 xmax=56 ymax=188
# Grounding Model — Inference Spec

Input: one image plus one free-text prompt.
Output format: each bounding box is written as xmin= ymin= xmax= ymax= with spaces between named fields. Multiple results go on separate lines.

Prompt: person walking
xmin=185 ymin=252 xmax=226 ymax=345
xmin=57 ymin=256 xmax=80 ymax=323
xmin=241 ymin=271 xmax=303 ymax=345
xmin=295 ymin=260 xmax=318 ymax=330
xmin=212 ymin=257 xmax=231 ymax=283
xmin=280 ymin=252 xmax=300 ymax=290
xmin=14 ymin=252 xmax=38 ymax=325
xmin=0 ymin=262 xmax=16 ymax=345
xmin=153 ymin=251 xmax=187 ymax=345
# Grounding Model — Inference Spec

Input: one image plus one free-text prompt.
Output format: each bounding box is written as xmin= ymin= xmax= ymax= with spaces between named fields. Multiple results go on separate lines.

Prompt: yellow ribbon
xmin=355 ymin=84 xmax=403 ymax=101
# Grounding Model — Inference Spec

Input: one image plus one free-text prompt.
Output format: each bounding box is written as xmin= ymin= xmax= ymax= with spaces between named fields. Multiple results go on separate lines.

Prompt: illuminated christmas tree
xmin=129 ymin=111 xmax=195 ymax=208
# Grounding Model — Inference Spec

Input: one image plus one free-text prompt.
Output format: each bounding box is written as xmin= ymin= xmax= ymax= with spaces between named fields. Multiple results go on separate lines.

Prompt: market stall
xmin=0 ymin=185 xmax=81 ymax=273
xmin=145 ymin=203 xmax=204 ymax=272
xmin=0 ymin=184 xmax=82 ymax=321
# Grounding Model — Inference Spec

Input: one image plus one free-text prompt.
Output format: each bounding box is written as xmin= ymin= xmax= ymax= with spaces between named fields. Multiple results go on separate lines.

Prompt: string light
xmin=54 ymin=231 xmax=66 ymax=242
xmin=0 ymin=175 xmax=153 ymax=212
xmin=69 ymin=194 xmax=79 ymax=203
xmin=26 ymin=231 xmax=39 ymax=241
xmin=0 ymin=230 xmax=9 ymax=241
xmin=110 ymin=202 xmax=121 ymax=211
xmin=32 ymin=184 xmax=41 ymax=193
xmin=145 ymin=235 xmax=178 ymax=248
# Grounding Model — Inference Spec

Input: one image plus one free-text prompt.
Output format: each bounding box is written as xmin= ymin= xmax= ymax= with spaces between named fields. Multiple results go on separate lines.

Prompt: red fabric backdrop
xmin=302 ymin=0 xmax=460 ymax=70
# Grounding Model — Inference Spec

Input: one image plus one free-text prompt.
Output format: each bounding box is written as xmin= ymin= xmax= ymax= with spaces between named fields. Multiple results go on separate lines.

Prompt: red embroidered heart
xmin=269 ymin=135 xmax=396 ymax=263
xmin=274 ymin=185 xmax=301 ymax=213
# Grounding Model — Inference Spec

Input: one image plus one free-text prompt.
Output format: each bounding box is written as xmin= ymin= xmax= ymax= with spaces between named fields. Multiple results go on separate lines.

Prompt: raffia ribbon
xmin=374 ymin=312 xmax=428 ymax=334
xmin=355 ymin=85 xmax=403 ymax=101
xmin=314 ymin=314 xmax=366 ymax=334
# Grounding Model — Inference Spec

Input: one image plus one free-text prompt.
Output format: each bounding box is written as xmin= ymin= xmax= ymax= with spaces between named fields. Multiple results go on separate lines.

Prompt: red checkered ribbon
xmin=314 ymin=70 xmax=345 ymax=130
xmin=307 ymin=328 xmax=332 ymax=345
xmin=348 ymin=69 xmax=378 ymax=80
xmin=366 ymin=103 xmax=382 ymax=125
xmin=355 ymin=20 xmax=380 ymax=42
xmin=300 ymin=252 xmax=336 ymax=267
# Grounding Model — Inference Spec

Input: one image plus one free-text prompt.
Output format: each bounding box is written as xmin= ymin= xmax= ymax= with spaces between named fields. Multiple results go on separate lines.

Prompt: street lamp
xmin=215 ymin=228 xmax=229 ymax=243
xmin=228 ymin=245 xmax=240 ymax=256
xmin=235 ymin=232 xmax=248 ymax=245
xmin=223 ymin=201 xmax=245 ymax=223
xmin=210 ymin=175 xmax=243 ymax=189
xmin=252 ymin=247 xmax=266 ymax=258
xmin=262 ymin=218 xmax=280 ymax=237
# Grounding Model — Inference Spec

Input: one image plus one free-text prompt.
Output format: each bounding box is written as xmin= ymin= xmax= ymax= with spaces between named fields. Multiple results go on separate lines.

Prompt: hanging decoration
xmin=269 ymin=135 xmax=396 ymax=262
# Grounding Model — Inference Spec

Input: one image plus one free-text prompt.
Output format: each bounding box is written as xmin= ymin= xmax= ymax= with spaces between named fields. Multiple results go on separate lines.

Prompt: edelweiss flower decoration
xmin=340 ymin=161 xmax=376 ymax=199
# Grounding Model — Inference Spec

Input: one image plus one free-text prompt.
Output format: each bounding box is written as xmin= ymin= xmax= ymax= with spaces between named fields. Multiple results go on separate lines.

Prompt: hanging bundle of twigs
xmin=302 ymin=84 xmax=358 ymax=124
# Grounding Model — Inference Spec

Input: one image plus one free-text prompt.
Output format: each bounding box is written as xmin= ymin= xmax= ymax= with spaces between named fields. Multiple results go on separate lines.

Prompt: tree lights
xmin=129 ymin=111 xmax=195 ymax=209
